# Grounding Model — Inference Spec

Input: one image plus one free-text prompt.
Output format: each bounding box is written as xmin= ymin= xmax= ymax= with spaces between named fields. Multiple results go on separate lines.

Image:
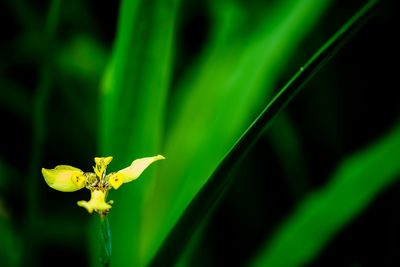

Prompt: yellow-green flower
xmin=42 ymin=155 xmax=165 ymax=215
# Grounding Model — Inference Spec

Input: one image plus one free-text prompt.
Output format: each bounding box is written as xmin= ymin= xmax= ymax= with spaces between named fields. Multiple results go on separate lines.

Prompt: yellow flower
xmin=42 ymin=155 xmax=165 ymax=215
xmin=77 ymin=190 xmax=112 ymax=214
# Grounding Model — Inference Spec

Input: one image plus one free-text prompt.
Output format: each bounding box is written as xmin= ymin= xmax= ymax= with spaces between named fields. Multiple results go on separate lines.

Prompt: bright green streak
xmin=142 ymin=0 xmax=331 ymax=265
xmin=98 ymin=0 xmax=179 ymax=266
xmin=98 ymin=0 xmax=330 ymax=266
xmin=252 ymin=121 xmax=400 ymax=267
xmin=250 ymin=1 xmax=387 ymax=265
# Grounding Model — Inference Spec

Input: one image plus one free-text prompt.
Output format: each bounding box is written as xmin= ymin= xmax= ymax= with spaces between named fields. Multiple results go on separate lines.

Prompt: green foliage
xmin=0 ymin=0 xmax=398 ymax=266
xmin=252 ymin=122 xmax=400 ymax=266
xmin=149 ymin=2 xmax=382 ymax=264
xmin=0 ymin=162 xmax=21 ymax=267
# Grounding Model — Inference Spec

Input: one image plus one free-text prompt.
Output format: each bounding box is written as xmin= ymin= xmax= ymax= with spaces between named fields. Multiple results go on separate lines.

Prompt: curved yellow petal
xmin=55 ymin=165 xmax=82 ymax=171
xmin=107 ymin=172 xmax=124 ymax=190
xmin=94 ymin=156 xmax=113 ymax=166
xmin=117 ymin=155 xmax=165 ymax=184
xmin=42 ymin=165 xmax=86 ymax=192
xmin=77 ymin=190 xmax=112 ymax=213
xmin=93 ymin=156 xmax=113 ymax=178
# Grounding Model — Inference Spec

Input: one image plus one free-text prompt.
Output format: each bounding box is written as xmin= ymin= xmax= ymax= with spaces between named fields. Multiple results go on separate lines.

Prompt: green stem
xmin=23 ymin=0 xmax=61 ymax=265
xmin=100 ymin=215 xmax=112 ymax=267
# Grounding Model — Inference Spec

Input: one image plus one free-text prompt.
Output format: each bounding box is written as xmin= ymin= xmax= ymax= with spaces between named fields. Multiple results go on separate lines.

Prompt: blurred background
xmin=1 ymin=0 xmax=399 ymax=266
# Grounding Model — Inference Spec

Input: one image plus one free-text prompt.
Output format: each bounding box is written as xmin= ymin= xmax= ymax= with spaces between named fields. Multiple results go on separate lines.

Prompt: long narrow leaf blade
xmin=144 ymin=0 xmax=331 ymax=264
xmin=252 ymin=121 xmax=400 ymax=267
xmin=150 ymin=1 xmax=380 ymax=265
xmin=97 ymin=0 xmax=179 ymax=266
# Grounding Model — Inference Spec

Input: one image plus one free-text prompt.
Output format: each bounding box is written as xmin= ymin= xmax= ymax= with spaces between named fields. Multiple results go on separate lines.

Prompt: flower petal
xmin=116 ymin=155 xmax=165 ymax=185
xmin=93 ymin=156 xmax=113 ymax=178
xmin=107 ymin=172 xmax=124 ymax=190
xmin=42 ymin=165 xmax=86 ymax=192
xmin=94 ymin=156 xmax=113 ymax=166
xmin=77 ymin=190 xmax=112 ymax=213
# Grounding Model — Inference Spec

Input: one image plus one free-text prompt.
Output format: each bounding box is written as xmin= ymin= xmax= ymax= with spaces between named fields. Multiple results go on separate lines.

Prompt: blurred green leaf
xmin=252 ymin=121 xmax=400 ymax=267
xmin=0 ymin=79 xmax=31 ymax=124
xmin=57 ymin=34 xmax=107 ymax=84
xmin=143 ymin=0 xmax=331 ymax=264
xmin=150 ymin=0 xmax=380 ymax=265
xmin=0 ymin=215 xmax=21 ymax=267
xmin=97 ymin=0 xmax=179 ymax=266
xmin=267 ymin=112 xmax=309 ymax=199
xmin=0 ymin=161 xmax=21 ymax=267
xmin=23 ymin=0 xmax=62 ymax=265
xmin=3 ymin=0 xmax=40 ymax=30
xmin=0 ymin=0 xmax=394 ymax=266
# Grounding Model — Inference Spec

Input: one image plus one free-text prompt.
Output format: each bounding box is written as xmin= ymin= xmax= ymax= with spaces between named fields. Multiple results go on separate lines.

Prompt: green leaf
xmin=0 ymin=161 xmax=22 ymax=267
xmin=149 ymin=0 xmax=380 ymax=265
xmin=142 ymin=0 xmax=331 ymax=264
xmin=0 ymin=79 xmax=31 ymax=124
xmin=267 ymin=112 xmax=309 ymax=199
xmin=97 ymin=0 xmax=179 ymax=266
xmin=251 ymin=121 xmax=400 ymax=266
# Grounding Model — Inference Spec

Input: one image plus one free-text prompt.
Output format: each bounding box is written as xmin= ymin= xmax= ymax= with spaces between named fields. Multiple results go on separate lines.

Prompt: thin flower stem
xmin=100 ymin=215 xmax=112 ymax=267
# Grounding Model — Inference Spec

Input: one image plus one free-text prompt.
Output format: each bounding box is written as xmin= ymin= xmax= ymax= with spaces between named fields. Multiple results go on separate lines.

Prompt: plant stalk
xmin=100 ymin=215 xmax=112 ymax=267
